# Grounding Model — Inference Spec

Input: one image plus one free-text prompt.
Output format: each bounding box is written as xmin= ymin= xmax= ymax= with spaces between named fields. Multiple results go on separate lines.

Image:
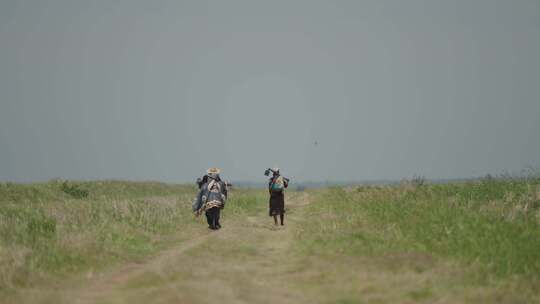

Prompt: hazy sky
xmin=1 ymin=0 xmax=539 ymax=183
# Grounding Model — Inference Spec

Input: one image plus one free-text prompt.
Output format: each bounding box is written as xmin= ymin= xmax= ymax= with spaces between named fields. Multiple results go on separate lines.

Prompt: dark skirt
xmin=269 ymin=192 xmax=285 ymax=216
xmin=205 ymin=207 xmax=220 ymax=227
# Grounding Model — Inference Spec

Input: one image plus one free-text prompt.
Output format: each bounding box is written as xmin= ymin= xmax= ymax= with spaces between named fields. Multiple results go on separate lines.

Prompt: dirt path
xmin=56 ymin=192 xmax=312 ymax=304
xmin=73 ymin=233 xmax=216 ymax=304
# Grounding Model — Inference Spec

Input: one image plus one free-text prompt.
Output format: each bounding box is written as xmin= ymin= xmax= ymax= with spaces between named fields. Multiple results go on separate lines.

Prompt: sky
xmin=0 ymin=0 xmax=539 ymax=183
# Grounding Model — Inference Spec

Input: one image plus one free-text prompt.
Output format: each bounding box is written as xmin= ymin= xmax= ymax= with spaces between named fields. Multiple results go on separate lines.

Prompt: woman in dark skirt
xmin=267 ymin=168 xmax=289 ymax=225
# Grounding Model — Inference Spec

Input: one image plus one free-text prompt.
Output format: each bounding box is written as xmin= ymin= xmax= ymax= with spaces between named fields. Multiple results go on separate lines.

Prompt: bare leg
xmin=280 ymin=213 xmax=284 ymax=226
xmin=273 ymin=215 xmax=278 ymax=225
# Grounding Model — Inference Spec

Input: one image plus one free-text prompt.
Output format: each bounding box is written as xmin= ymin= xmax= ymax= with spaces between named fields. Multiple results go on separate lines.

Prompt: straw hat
xmin=206 ymin=167 xmax=221 ymax=175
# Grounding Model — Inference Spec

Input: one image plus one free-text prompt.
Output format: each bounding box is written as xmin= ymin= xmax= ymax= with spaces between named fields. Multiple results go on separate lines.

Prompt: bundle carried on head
xmin=265 ymin=167 xmax=289 ymax=192
xmin=264 ymin=168 xmax=280 ymax=176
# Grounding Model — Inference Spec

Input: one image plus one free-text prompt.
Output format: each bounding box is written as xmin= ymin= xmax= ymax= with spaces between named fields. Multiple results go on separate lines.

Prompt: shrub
xmin=60 ymin=181 xmax=89 ymax=199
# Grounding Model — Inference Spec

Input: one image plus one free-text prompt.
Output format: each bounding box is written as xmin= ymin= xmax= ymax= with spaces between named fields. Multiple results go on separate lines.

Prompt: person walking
xmin=265 ymin=168 xmax=289 ymax=226
xmin=193 ymin=168 xmax=228 ymax=230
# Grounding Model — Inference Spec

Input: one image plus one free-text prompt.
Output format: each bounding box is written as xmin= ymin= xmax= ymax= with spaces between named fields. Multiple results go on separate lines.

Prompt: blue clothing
xmin=192 ymin=179 xmax=228 ymax=213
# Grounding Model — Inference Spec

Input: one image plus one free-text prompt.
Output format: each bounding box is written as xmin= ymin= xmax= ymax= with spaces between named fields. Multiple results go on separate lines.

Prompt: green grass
xmin=0 ymin=181 xmax=269 ymax=295
xmin=3 ymin=179 xmax=540 ymax=302
xmin=298 ymin=179 xmax=540 ymax=283
xmin=226 ymin=188 xmax=267 ymax=216
xmin=0 ymin=180 xmax=198 ymax=291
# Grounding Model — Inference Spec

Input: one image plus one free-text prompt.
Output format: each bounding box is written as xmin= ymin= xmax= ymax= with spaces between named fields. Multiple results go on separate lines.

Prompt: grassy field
xmin=1 ymin=179 xmax=540 ymax=303
xmin=0 ymin=180 xmax=197 ymax=292
xmin=297 ymin=178 xmax=540 ymax=302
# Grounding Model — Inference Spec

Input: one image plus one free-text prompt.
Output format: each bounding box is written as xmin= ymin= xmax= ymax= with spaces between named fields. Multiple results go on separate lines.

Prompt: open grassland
xmin=298 ymin=178 xmax=540 ymax=303
xmin=0 ymin=181 xmax=198 ymax=293
xmin=1 ymin=179 xmax=540 ymax=303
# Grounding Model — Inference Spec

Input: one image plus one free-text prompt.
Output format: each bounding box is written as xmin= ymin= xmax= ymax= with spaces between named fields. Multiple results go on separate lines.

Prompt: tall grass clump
xmin=60 ymin=181 xmax=89 ymax=199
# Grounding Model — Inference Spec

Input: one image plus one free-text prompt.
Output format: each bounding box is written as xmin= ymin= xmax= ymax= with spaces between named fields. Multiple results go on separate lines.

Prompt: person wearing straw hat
xmin=192 ymin=167 xmax=228 ymax=230
xmin=265 ymin=168 xmax=289 ymax=226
